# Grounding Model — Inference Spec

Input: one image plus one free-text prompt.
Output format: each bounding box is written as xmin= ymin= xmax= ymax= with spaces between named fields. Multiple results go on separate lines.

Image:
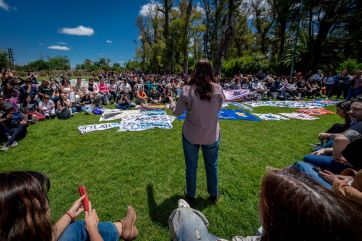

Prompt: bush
xmin=337 ymin=59 xmax=362 ymax=74
xmin=222 ymin=53 xmax=269 ymax=77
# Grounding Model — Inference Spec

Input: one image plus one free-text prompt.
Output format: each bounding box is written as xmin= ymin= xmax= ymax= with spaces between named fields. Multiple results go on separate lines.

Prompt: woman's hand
xmin=67 ymin=196 xmax=85 ymax=219
xmin=85 ymin=201 xmax=99 ymax=232
xmin=312 ymin=149 xmax=326 ymax=155
xmin=318 ymin=133 xmax=331 ymax=140
xmin=320 ymin=170 xmax=338 ymax=184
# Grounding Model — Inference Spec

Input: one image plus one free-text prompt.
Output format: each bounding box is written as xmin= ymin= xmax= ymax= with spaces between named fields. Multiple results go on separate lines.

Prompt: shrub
xmin=337 ymin=59 xmax=362 ymax=74
xmin=222 ymin=53 xmax=269 ymax=77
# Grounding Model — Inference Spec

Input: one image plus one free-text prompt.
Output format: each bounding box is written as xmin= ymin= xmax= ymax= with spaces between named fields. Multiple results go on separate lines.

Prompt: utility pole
xmin=7 ymin=48 xmax=14 ymax=69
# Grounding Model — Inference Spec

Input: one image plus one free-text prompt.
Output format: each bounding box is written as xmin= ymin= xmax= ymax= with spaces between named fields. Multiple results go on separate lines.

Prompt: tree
xmin=0 ymin=51 xmax=10 ymax=69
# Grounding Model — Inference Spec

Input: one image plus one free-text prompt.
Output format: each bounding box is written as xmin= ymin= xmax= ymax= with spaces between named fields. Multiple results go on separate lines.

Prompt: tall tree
xmin=158 ymin=0 xmax=175 ymax=73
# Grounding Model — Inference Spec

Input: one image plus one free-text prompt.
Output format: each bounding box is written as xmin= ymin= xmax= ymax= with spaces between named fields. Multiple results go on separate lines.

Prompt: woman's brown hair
xmin=188 ymin=59 xmax=214 ymax=101
xmin=259 ymin=169 xmax=362 ymax=241
xmin=0 ymin=171 xmax=52 ymax=241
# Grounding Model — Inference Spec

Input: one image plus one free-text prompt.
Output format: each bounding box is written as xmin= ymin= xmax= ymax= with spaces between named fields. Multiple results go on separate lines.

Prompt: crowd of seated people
xmin=222 ymin=69 xmax=362 ymax=100
xmin=2 ymin=68 xmax=362 ymax=240
xmin=291 ymin=96 xmax=362 ymax=205
xmin=1 ymin=67 xmax=361 ymax=151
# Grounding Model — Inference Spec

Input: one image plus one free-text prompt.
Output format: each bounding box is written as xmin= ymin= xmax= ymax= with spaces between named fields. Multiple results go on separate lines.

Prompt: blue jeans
xmin=0 ymin=123 xmax=27 ymax=146
xmin=182 ymin=134 xmax=220 ymax=198
xmin=291 ymin=162 xmax=332 ymax=189
xmin=303 ymin=154 xmax=348 ymax=174
xmin=58 ymin=221 xmax=118 ymax=241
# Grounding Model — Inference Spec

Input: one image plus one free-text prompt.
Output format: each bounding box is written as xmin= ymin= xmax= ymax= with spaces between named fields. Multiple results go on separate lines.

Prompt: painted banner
xmin=78 ymin=123 xmax=120 ymax=134
xmin=279 ymin=112 xmax=319 ymax=120
xmin=244 ymin=100 xmax=338 ymax=109
xmin=253 ymin=113 xmax=289 ymax=120
xmin=297 ymin=108 xmax=335 ymax=116
xmin=100 ymin=109 xmax=142 ymax=122
xmin=178 ymin=109 xmax=260 ymax=121
xmin=223 ymin=89 xmax=256 ymax=101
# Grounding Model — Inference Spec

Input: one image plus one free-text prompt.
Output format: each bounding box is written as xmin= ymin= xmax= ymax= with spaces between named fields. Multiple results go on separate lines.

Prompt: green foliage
xmin=125 ymin=60 xmax=141 ymax=71
xmin=337 ymin=59 xmax=362 ymax=74
xmin=0 ymin=106 xmax=340 ymax=241
xmin=22 ymin=56 xmax=70 ymax=71
xmin=0 ymin=51 xmax=10 ymax=69
xmin=222 ymin=53 xmax=270 ymax=76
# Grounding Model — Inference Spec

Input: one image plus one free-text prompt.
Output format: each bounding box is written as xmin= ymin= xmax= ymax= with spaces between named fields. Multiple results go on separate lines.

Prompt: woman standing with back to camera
xmin=170 ymin=59 xmax=224 ymax=206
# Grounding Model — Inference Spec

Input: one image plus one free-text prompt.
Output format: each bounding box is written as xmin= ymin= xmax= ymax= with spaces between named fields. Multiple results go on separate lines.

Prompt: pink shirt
xmin=99 ymin=83 xmax=109 ymax=93
xmin=172 ymin=83 xmax=223 ymax=145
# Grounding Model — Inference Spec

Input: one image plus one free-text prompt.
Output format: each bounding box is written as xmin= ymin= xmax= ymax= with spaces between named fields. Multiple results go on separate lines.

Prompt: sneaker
xmin=209 ymin=193 xmax=221 ymax=205
xmin=1 ymin=144 xmax=9 ymax=151
xmin=178 ymin=199 xmax=190 ymax=208
xmin=184 ymin=193 xmax=196 ymax=207
xmin=10 ymin=141 xmax=18 ymax=148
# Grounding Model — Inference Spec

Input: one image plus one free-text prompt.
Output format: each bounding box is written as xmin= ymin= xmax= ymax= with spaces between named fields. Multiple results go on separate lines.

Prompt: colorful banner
xmin=297 ymin=108 xmax=335 ymax=116
xmin=178 ymin=109 xmax=260 ymax=122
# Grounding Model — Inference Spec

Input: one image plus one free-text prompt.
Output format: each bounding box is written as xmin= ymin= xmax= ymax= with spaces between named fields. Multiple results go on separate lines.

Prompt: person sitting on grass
xmin=0 ymin=102 xmax=28 ymax=151
xmin=87 ymin=78 xmax=102 ymax=107
xmin=297 ymin=97 xmax=362 ymax=176
xmin=314 ymin=100 xmax=351 ymax=149
xmin=19 ymin=78 xmax=38 ymax=103
xmin=99 ymin=78 xmax=111 ymax=105
xmin=56 ymin=93 xmax=72 ymax=119
xmin=116 ymin=93 xmax=135 ymax=110
xmin=20 ymin=95 xmax=37 ymax=114
xmin=135 ymin=86 xmax=148 ymax=107
xmin=0 ymin=171 xmax=139 ymax=241
xmin=38 ymin=94 xmax=56 ymax=119
xmin=169 ymin=169 xmax=362 ymax=241
xmin=149 ymin=87 xmax=162 ymax=104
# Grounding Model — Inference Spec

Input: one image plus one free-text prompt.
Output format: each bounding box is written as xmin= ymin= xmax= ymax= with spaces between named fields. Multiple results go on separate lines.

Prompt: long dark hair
xmin=188 ymin=59 xmax=214 ymax=101
xmin=0 ymin=171 xmax=52 ymax=241
xmin=259 ymin=169 xmax=362 ymax=241
xmin=336 ymin=100 xmax=351 ymax=128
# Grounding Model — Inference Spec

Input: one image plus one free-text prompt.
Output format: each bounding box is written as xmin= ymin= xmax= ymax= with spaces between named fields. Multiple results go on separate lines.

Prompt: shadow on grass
xmin=147 ymin=183 xmax=211 ymax=228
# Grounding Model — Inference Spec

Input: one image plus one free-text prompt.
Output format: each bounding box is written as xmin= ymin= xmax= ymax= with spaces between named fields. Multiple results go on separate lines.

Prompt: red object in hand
xmin=78 ymin=185 xmax=90 ymax=212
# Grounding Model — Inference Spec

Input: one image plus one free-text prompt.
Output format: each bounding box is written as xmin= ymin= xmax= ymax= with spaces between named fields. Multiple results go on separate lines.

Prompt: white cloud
xmin=48 ymin=45 xmax=70 ymax=51
xmin=59 ymin=25 xmax=95 ymax=36
xmin=0 ymin=0 xmax=10 ymax=11
xmin=106 ymin=40 xmax=113 ymax=44
xmin=195 ymin=3 xmax=205 ymax=15
xmin=139 ymin=1 xmax=162 ymax=17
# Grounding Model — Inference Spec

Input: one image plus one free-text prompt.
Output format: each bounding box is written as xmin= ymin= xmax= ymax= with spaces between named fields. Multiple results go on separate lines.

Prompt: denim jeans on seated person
xmin=58 ymin=221 xmax=118 ymax=241
xmin=291 ymin=162 xmax=332 ymax=189
xmin=182 ymin=134 xmax=220 ymax=198
xmin=303 ymin=154 xmax=349 ymax=174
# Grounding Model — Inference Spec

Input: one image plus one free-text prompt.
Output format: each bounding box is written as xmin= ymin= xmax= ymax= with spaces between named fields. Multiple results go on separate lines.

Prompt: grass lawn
xmin=0 ymin=105 xmax=340 ymax=240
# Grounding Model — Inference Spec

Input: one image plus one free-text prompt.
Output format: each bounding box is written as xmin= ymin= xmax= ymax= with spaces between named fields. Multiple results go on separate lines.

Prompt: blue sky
xmin=0 ymin=0 xmax=156 ymax=67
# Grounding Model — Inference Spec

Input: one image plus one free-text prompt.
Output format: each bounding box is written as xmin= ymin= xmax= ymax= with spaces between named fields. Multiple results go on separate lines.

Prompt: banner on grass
xmin=100 ymin=109 xmax=142 ymax=122
xmin=78 ymin=123 xmax=120 ymax=134
xmin=279 ymin=112 xmax=319 ymax=120
xmin=178 ymin=109 xmax=260 ymax=121
xmin=223 ymin=89 xmax=255 ymax=101
xmin=253 ymin=113 xmax=289 ymax=121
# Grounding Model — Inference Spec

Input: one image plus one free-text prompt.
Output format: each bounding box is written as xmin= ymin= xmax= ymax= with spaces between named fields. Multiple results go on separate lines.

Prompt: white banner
xmin=78 ymin=123 xmax=120 ymax=134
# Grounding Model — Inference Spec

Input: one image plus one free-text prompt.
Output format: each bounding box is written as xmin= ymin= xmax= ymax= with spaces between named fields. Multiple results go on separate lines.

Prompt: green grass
xmin=0 ymin=106 xmax=340 ymax=240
